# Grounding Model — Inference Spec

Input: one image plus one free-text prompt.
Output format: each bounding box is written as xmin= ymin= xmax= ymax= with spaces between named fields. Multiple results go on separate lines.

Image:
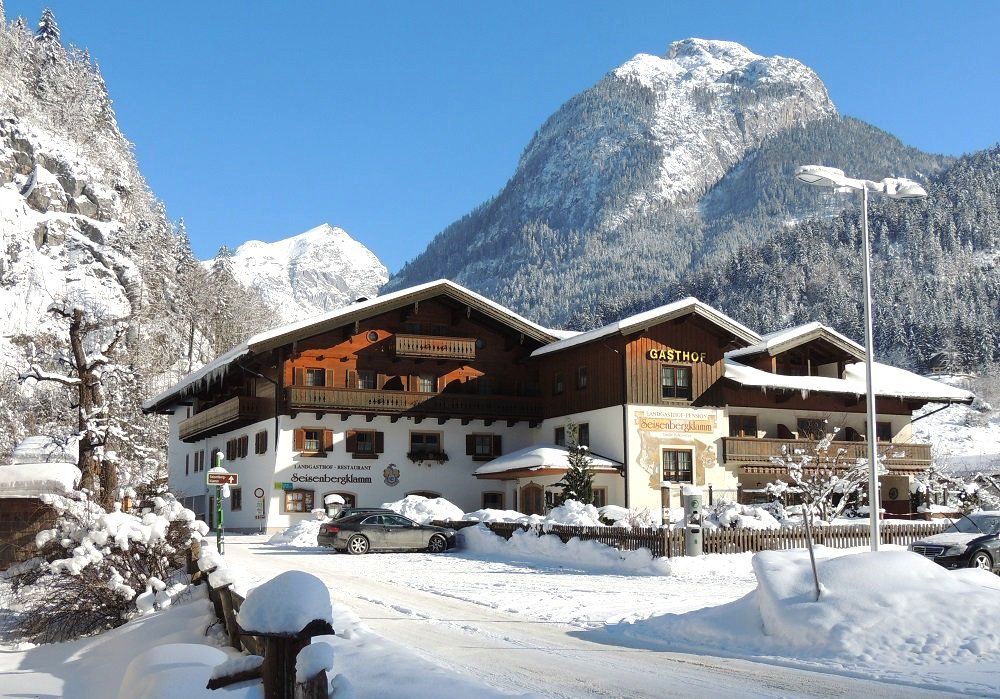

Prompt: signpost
xmin=254 ymin=487 xmax=266 ymax=534
xmin=207 ymin=455 xmax=238 ymax=554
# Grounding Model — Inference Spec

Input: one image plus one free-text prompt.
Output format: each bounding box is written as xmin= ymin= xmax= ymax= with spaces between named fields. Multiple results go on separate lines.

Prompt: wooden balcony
xmin=287 ymin=386 xmax=541 ymax=422
xmin=178 ymin=396 xmax=264 ymax=442
xmin=722 ymin=436 xmax=932 ymax=470
xmin=394 ymin=334 xmax=476 ymax=360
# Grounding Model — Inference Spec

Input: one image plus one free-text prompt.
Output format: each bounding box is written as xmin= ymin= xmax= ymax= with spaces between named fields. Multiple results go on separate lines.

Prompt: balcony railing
xmin=178 ymin=396 xmax=263 ymax=442
xmin=721 ymin=436 xmax=932 ymax=468
xmin=394 ymin=334 xmax=477 ymax=360
xmin=287 ymin=386 xmax=541 ymax=421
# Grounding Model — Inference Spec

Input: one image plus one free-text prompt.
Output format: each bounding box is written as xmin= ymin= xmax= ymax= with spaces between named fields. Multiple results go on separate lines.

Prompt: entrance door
xmin=520 ymin=484 xmax=544 ymax=516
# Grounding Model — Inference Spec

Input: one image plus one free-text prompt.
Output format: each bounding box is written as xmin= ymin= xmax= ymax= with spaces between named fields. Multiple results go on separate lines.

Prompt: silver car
xmin=317 ymin=512 xmax=457 ymax=554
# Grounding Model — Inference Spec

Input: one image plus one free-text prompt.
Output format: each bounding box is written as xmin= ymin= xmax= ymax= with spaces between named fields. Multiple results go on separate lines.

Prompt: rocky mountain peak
xmin=223 ymin=223 xmax=388 ymax=323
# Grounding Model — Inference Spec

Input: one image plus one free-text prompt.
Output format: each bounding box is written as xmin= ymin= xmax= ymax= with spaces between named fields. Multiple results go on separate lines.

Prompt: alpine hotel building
xmin=144 ymin=280 xmax=973 ymax=531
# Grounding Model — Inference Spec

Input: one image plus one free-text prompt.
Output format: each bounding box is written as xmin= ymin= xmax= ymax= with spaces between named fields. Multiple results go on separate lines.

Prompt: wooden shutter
xmin=377 ymin=373 xmax=387 ymax=389
xmin=374 ymin=431 xmax=384 ymax=454
xmin=294 ymin=429 xmax=304 ymax=451
xmin=466 ymin=435 xmax=475 ymax=455
xmin=325 ymin=368 xmax=336 ymax=388
xmin=492 ymin=435 xmax=502 ymax=456
xmin=293 ymin=367 xmax=304 ymax=385
xmin=346 ymin=370 xmax=357 ymax=388
xmin=346 ymin=430 xmax=358 ymax=453
xmin=323 ymin=430 xmax=334 ymax=452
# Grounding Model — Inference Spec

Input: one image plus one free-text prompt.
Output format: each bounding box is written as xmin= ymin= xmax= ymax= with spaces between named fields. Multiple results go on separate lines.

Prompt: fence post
xmin=294 ymin=670 xmax=329 ymax=699
xmin=219 ymin=586 xmax=242 ymax=651
xmin=736 ymin=484 xmax=743 ymax=504
xmin=708 ymin=484 xmax=714 ymax=506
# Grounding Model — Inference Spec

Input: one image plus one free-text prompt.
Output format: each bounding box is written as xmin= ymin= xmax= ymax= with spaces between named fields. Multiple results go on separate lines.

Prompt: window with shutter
xmin=293 ymin=367 xmax=305 ymax=385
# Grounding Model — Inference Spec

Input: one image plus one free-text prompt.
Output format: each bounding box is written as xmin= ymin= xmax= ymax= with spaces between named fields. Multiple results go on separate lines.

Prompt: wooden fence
xmin=187 ymin=541 xmax=333 ymax=698
xmin=433 ymin=520 xmax=951 ymax=558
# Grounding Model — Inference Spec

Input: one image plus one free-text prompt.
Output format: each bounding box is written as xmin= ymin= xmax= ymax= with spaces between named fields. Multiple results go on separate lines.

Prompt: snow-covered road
xmin=224 ymin=536 xmax=961 ymax=698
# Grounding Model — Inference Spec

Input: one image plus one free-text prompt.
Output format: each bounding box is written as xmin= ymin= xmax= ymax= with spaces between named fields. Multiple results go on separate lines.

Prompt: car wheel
xmin=427 ymin=534 xmax=448 ymax=553
xmin=970 ymin=551 xmax=993 ymax=571
xmin=347 ymin=534 xmax=370 ymax=555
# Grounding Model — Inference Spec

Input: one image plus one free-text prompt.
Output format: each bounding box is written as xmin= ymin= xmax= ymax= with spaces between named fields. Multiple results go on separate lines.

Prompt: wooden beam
xmin=414 ymin=417 xmax=424 ymax=424
xmin=437 ymin=417 xmax=448 ymax=425
xmin=529 ymin=420 xmax=540 ymax=428
xmin=314 ymin=412 xmax=322 ymax=420
xmin=390 ymin=415 xmax=400 ymax=423
xmin=461 ymin=418 xmax=471 ymax=426
xmin=483 ymin=419 xmax=494 ymax=427
xmin=365 ymin=414 xmax=375 ymax=423
xmin=340 ymin=413 xmax=349 ymax=421
xmin=507 ymin=419 xmax=516 ymax=427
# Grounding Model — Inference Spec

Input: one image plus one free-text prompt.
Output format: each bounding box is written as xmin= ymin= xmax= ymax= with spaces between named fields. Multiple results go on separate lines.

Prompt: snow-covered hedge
xmin=6 ymin=491 xmax=207 ymax=642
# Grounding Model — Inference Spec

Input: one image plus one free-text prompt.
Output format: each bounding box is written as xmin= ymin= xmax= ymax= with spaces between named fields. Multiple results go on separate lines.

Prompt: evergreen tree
xmin=557 ymin=426 xmax=596 ymax=504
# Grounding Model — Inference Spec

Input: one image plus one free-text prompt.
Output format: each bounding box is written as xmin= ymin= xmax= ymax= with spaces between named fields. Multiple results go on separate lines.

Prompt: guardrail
xmin=179 ymin=396 xmax=263 ymax=442
xmin=722 ymin=436 xmax=933 ymax=467
xmin=394 ymin=333 xmax=477 ymax=360
xmin=287 ymin=387 xmax=542 ymax=421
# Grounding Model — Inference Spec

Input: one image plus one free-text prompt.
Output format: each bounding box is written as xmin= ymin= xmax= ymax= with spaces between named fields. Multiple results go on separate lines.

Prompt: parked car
xmin=908 ymin=512 xmax=1000 ymax=571
xmin=317 ymin=512 xmax=457 ymax=554
xmin=330 ymin=507 xmax=395 ymax=520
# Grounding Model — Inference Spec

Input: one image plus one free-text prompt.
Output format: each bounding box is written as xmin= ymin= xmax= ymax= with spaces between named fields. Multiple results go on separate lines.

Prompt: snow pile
xmin=382 ymin=495 xmax=464 ymax=524
xmin=268 ymin=518 xmax=324 ymax=547
xmin=708 ymin=501 xmax=781 ymax=530
xmin=236 ymin=570 xmax=333 ymax=634
xmin=0 ymin=462 xmax=81 ymax=498
xmin=117 ymin=643 xmax=232 ymax=699
xmin=540 ymin=500 xmax=603 ymax=527
xmin=459 ymin=524 xmax=670 ymax=575
xmin=296 ymin=639 xmax=336 ymax=683
xmin=610 ymin=548 xmax=1000 ymax=669
xmin=600 ymin=505 xmax=659 ymax=528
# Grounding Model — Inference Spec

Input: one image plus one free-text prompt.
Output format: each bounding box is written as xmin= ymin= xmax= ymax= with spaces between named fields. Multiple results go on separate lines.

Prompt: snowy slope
xmin=913 ymin=375 xmax=1000 ymax=472
xmin=222 ymin=224 xmax=388 ymax=323
xmin=387 ymin=39 xmax=838 ymax=321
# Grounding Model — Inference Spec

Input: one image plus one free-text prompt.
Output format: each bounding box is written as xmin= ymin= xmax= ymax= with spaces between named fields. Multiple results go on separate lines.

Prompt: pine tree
xmin=0 ymin=1 xmax=6 ymax=26
xmin=557 ymin=435 xmax=596 ymax=505
xmin=35 ymin=7 xmax=60 ymax=46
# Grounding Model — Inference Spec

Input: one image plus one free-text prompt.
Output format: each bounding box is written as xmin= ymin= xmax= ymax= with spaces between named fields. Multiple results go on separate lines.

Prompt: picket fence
xmin=433 ymin=520 xmax=951 ymax=558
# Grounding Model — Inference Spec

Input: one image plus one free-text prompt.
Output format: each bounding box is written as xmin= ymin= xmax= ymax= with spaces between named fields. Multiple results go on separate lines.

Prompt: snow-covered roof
xmin=531 ymin=297 xmax=760 ymax=357
xmin=724 ymin=359 xmax=975 ymax=403
xmin=726 ymin=322 xmax=865 ymax=361
xmin=474 ymin=445 xmax=622 ymax=477
xmin=0 ymin=462 xmax=81 ymax=498
xmin=144 ymin=279 xmax=559 ymax=412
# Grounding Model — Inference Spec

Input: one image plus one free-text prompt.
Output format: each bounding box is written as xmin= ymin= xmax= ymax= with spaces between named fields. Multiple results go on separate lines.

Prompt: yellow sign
xmin=646 ymin=347 xmax=707 ymax=363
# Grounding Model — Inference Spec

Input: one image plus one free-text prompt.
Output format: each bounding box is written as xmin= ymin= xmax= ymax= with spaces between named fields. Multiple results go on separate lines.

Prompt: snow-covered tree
xmin=20 ymin=306 xmax=128 ymax=509
xmin=765 ymin=427 xmax=886 ymax=522
xmin=556 ymin=424 xmax=596 ymax=505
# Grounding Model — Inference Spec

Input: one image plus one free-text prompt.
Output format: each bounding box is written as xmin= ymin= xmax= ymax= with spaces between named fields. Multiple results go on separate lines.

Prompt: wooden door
xmin=520 ymin=484 xmax=544 ymax=516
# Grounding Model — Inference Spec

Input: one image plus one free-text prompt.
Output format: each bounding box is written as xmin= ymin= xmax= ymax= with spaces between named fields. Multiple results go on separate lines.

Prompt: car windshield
xmin=950 ymin=515 xmax=1000 ymax=535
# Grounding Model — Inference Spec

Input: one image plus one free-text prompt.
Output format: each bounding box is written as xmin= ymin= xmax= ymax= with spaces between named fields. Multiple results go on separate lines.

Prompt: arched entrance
xmin=520 ymin=483 xmax=544 ymax=516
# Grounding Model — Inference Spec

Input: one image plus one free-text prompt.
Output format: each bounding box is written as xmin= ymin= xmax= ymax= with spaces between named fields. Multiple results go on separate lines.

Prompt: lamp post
xmin=793 ymin=166 xmax=927 ymax=551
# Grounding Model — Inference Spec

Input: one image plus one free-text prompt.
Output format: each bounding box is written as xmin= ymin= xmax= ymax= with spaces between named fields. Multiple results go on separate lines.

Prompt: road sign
xmin=254 ymin=487 xmax=265 ymax=498
xmin=207 ymin=472 xmax=239 ymax=486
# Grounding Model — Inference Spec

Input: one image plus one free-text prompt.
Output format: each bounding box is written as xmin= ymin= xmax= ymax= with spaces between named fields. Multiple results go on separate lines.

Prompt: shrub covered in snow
xmin=706 ymin=500 xmax=781 ymax=530
xmin=5 ymin=491 xmax=207 ymax=642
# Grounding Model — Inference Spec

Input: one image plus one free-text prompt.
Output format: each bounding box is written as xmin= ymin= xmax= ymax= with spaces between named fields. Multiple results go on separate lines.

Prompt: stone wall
xmin=0 ymin=498 xmax=58 ymax=568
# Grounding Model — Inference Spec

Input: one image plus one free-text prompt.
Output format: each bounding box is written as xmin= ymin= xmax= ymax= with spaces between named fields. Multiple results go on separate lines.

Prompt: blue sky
xmin=7 ymin=2 xmax=999 ymax=271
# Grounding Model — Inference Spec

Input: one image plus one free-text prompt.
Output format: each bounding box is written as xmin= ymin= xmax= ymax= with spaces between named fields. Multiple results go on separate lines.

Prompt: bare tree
xmin=766 ymin=428 xmax=887 ymax=522
xmin=20 ymin=305 xmax=126 ymax=509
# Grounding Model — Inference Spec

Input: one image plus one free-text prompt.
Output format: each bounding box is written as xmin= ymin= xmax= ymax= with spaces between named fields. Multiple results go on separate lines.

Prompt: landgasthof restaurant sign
xmin=636 ymin=408 xmax=716 ymax=434
xmin=289 ymin=463 xmax=374 ymax=485
xmin=646 ymin=346 xmax=707 ymax=363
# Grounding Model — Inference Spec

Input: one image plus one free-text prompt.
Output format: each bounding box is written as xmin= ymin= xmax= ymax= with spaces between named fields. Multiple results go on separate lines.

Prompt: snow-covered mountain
xmin=386 ymin=38 xmax=949 ymax=328
xmin=220 ymin=224 xmax=388 ymax=323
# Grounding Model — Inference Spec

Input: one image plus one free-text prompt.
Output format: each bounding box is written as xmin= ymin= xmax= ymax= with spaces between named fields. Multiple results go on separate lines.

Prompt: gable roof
xmin=144 ymin=279 xmax=559 ymax=412
xmin=531 ymin=297 xmax=760 ymax=358
xmin=726 ymin=322 xmax=866 ymax=362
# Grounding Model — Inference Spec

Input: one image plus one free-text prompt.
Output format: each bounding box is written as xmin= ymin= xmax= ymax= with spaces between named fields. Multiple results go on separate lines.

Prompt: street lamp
xmin=794 ymin=165 xmax=927 ymax=551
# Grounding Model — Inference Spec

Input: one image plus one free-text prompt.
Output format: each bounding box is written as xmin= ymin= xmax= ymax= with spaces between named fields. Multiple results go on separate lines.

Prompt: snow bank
xmin=0 ymin=462 xmax=81 ymax=497
xmin=611 ymin=547 xmax=1000 ymax=669
xmin=236 ymin=570 xmax=333 ymax=634
xmin=541 ymin=500 xmax=603 ymax=526
xmin=268 ymin=518 xmax=324 ymax=547
xmin=459 ymin=524 xmax=670 ymax=575
xmin=117 ymin=643 xmax=231 ymax=699
xmin=382 ymin=495 xmax=463 ymax=524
